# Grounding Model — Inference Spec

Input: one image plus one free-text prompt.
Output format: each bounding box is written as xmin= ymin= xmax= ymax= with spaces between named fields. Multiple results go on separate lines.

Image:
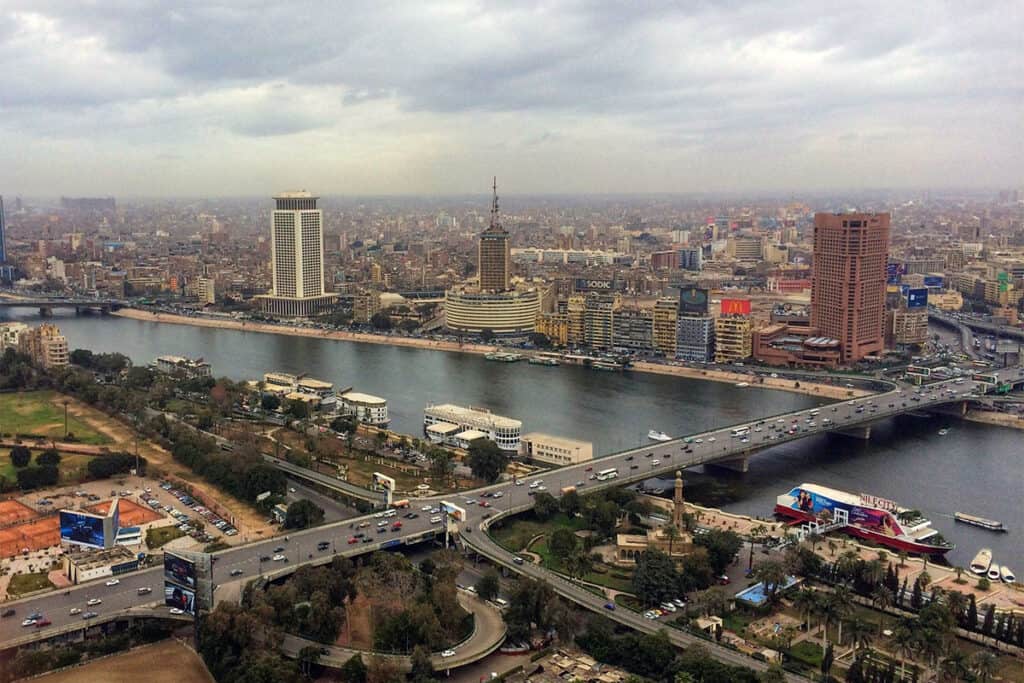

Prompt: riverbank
xmin=963 ymin=409 xmax=1024 ymax=430
xmin=113 ymin=308 xmax=862 ymax=400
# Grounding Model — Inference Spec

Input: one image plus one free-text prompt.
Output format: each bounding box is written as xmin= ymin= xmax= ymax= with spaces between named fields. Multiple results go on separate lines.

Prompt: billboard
xmin=922 ymin=275 xmax=944 ymax=288
xmin=720 ymin=298 xmax=752 ymax=315
xmin=787 ymin=486 xmax=903 ymax=538
xmin=164 ymin=583 xmax=197 ymax=615
xmin=886 ymin=262 xmax=904 ymax=284
xmin=439 ymin=501 xmax=466 ymax=522
xmin=907 ymin=288 xmax=928 ymax=308
xmin=164 ymin=552 xmax=197 ymax=590
xmin=573 ymin=278 xmax=624 ymax=293
xmin=678 ymin=287 xmax=709 ymax=315
xmin=59 ymin=510 xmax=107 ymax=549
xmin=371 ymin=472 xmax=395 ymax=492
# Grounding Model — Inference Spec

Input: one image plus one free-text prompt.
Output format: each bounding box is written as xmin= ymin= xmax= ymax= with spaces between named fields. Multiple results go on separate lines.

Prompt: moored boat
xmin=988 ymin=563 xmax=1002 ymax=581
xmin=647 ymin=430 xmax=672 ymax=442
xmin=954 ymin=512 xmax=1006 ymax=532
xmin=775 ymin=483 xmax=953 ymax=556
xmin=970 ymin=548 xmax=993 ymax=575
xmin=527 ymin=357 xmax=559 ymax=366
xmin=1001 ymin=565 xmax=1016 ymax=584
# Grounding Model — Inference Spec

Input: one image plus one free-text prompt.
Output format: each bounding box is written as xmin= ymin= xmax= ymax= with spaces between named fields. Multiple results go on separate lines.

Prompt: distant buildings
xmin=0 ymin=322 xmax=28 ymax=351
xmin=811 ymin=212 xmax=890 ymax=363
xmin=154 ymin=355 xmax=212 ymax=379
xmin=478 ymin=178 xmax=511 ymax=292
xmin=257 ymin=191 xmax=337 ymax=317
xmin=18 ymin=323 xmax=68 ymax=368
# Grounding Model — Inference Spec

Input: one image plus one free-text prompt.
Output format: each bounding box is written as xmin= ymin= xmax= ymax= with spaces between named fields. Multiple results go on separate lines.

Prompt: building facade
xmin=424 ymin=403 xmax=521 ymax=451
xmin=340 ymin=392 xmax=389 ymax=426
xmin=810 ymin=212 xmax=890 ymax=363
xmin=18 ymin=324 xmax=69 ymax=368
xmin=612 ymin=307 xmax=653 ymax=352
xmin=154 ymin=355 xmax=212 ymax=379
xmin=652 ymin=298 xmax=678 ymax=356
xmin=520 ymin=432 xmax=593 ymax=466
xmin=478 ymin=179 xmax=511 ymax=292
xmin=676 ymin=315 xmax=714 ymax=362
xmin=584 ymin=293 xmax=619 ymax=349
xmin=444 ymin=288 xmax=541 ymax=334
xmin=714 ymin=316 xmax=752 ymax=363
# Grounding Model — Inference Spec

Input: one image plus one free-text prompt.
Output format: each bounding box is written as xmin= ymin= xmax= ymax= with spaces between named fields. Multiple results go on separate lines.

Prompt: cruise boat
xmin=775 ymin=483 xmax=953 ymax=556
xmin=527 ymin=357 xmax=559 ymax=366
xmin=647 ymin=430 xmax=672 ymax=442
xmin=988 ymin=563 xmax=1002 ymax=581
xmin=970 ymin=548 xmax=993 ymax=575
xmin=1001 ymin=566 xmax=1016 ymax=584
xmin=954 ymin=512 xmax=1006 ymax=532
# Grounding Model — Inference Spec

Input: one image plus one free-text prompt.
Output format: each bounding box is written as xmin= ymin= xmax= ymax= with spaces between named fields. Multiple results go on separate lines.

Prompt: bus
xmin=596 ymin=468 xmax=619 ymax=481
xmin=730 ymin=427 xmax=750 ymax=438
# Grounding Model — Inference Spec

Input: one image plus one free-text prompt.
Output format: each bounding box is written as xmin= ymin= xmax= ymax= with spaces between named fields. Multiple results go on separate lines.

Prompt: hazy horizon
xmin=2 ymin=2 xmax=1022 ymax=197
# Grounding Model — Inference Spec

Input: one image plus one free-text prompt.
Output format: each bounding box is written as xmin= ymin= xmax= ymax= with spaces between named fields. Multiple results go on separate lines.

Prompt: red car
xmin=391 ymin=521 xmax=402 ymax=530
xmin=479 ymin=501 xmax=491 ymax=508
xmin=347 ymin=536 xmax=358 ymax=544
xmin=35 ymin=619 xmax=52 ymax=628
xmin=585 ymin=466 xmax=593 ymax=471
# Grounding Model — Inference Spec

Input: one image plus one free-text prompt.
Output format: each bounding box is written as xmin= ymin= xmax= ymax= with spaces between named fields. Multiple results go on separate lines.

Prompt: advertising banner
xmin=886 ymin=262 xmax=905 ymax=284
xmin=720 ymin=298 xmax=752 ymax=315
xmin=922 ymin=275 xmax=944 ymax=288
xmin=164 ymin=552 xmax=197 ymax=590
xmin=788 ymin=487 xmax=903 ymax=537
xmin=164 ymin=583 xmax=197 ymax=615
xmin=573 ymin=278 xmax=624 ymax=293
xmin=59 ymin=511 xmax=106 ymax=549
xmin=678 ymin=287 xmax=709 ymax=315
xmin=907 ymin=288 xmax=928 ymax=308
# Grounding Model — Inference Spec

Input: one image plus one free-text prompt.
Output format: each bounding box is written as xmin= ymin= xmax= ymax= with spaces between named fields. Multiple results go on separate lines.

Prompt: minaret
xmin=673 ymin=470 xmax=684 ymax=530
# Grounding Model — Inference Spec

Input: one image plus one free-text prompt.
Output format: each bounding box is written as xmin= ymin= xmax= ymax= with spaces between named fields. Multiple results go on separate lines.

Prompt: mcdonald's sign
xmin=720 ymin=298 xmax=751 ymax=315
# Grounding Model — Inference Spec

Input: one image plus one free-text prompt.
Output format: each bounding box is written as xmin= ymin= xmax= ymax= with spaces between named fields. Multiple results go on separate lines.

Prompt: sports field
xmin=0 ymin=391 xmax=110 ymax=444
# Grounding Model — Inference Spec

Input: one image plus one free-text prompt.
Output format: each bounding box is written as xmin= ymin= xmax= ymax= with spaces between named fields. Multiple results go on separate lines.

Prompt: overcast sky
xmin=1 ymin=1 xmax=1021 ymax=198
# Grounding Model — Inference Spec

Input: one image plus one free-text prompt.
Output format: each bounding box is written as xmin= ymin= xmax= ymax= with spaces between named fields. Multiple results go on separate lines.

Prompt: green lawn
xmin=8 ymin=571 xmax=55 ymax=597
xmin=146 ymin=526 xmax=185 ymax=549
xmin=789 ymin=640 xmax=823 ymax=668
xmin=489 ymin=512 xmax=587 ymax=552
xmin=0 ymin=391 xmax=110 ymax=444
xmin=0 ymin=451 xmax=97 ymax=487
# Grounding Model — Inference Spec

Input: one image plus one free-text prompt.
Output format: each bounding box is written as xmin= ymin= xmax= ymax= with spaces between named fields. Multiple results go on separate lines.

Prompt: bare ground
xmin=26 ymin=639 xmax=214 ymax=683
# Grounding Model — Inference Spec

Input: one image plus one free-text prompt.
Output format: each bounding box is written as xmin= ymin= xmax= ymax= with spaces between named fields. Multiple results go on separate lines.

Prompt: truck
xmin=392 ymin=499 xmax=410 ymax=509
xmin=560 ymin=485 xmax=577 ymax=495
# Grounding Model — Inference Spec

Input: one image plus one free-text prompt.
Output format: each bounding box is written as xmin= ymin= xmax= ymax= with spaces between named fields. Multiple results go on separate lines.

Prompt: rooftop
xmin=425 ymin=403 xmax=521 ymax=429
xmin=341 ymin=391 xmax=386 ymax=405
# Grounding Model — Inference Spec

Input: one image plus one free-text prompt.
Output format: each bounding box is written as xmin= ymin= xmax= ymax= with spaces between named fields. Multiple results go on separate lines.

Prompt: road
xmin=284 ymin=477 xmax=359 ymax=525
xmin=1 ymin=369 xmax=1019 ymax=672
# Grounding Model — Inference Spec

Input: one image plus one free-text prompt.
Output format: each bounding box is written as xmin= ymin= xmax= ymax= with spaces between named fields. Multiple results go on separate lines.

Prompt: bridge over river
xmin=2 ymin=368 xmax=1020 ymax=679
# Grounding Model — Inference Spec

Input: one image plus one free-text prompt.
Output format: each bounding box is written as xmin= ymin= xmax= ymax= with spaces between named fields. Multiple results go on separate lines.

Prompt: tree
xmin=297 ymin=645 xmax=321 ymax=678
xmin=287 ymin=399 xmax=310 ymax=420
xmin=970 ymin=651 xmax=998 ymax=683
xmin=664 ymin=525 xmax=680 ymax=556
xmin=870 ymin=585 xmax=893 ymax=634
xmin=261 ymin=393 xmax=281 ymax=411
xmin=479 ymin=328 xmax=495 ymax=342
xmin=369 ymin=312 xmax=392 ymax=330
xmin=476 ymin=569 xmax=500 ymax=602
xmin=821 ymin=642 xmax=834 ymax=681
xmin=829 ymin=586 xmax=856 ymax=645
xmin=532 ymin=492 xmax=559 ymax=521
xmin=560 ymin=489 xmax=581 ymax=517
xmin=9 ymin=445 xmax=30 ymax=468
xmin=549 ymin=528 xmax=578 ymax=559
xmin=338 ymin=654 xmax=368 ymax=683
xmin=693 ymin=528 xmax=743 ymax=575
xmin=748 ymin=523 xmax=769 ymax=569
xmin=465 ymin=439 xmax=509 ymax=483
xmin=529 ymin=332 xmax=551 ymax=348
xmin=793 ymin=588 xmax=819 ymax=633
xmin=760 ymin=663 xmax=787 ymax=683
xmin=409 ymin=646 xmax=434 ymax=682
xmin=36 ymin=448 xmax=61 ymax=466
xmin=633 ymin=548 xmax=678 ymax=606
xmin=846 ymin=617 xmax=874 ymax=655
xmin=752 ymin=559 xmax=788 ymax=604
xmin=284 ymin=499 xmax=325 ymax=530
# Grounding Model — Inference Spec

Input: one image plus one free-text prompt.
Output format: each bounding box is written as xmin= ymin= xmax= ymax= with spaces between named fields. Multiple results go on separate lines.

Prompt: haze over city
xmin=3 ymin=1 xmax=1022 ymax=197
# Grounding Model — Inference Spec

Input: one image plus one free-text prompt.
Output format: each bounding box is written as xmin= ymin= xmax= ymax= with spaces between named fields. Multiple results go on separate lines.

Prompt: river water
xmin=10 ymin=311 xmax=1022 ymax=569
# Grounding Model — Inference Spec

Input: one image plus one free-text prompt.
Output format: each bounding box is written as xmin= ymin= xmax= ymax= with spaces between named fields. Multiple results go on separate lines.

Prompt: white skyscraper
xmin=257 ymin=191 xmax=337 ymax=316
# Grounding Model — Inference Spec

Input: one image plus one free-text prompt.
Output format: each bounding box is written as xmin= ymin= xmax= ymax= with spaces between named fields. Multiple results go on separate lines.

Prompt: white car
xmin=272 ymin=554 xmax=286 ymax=561
xmin=441 ymin=649 xmax=456 ymax=658
xmin=69 ymin=607 xmax=82 ymax=615
xmin=169 ymin=608 xmax=185 ymax=615
xmin=21 ymin=618 xmax=36 ymax=627
xmin=430 ymin=516 xmax=443 ymax=524
xmin=421 ymin=505 xmax=433 ymax=511
xmin=87 ymin=598 xmax=102 ymax=606
xmin=707 ymin=437 xmax=716 ymax=442
xmin=694 ymin=438 xmax=703 ymax=444
xmin=105 ymin=579 xmax=120 ymax=587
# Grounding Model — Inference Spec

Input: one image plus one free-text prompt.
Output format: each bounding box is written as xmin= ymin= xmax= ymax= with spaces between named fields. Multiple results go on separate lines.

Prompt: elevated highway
xmin=2 ymin=369 xmax=1019 ymax=674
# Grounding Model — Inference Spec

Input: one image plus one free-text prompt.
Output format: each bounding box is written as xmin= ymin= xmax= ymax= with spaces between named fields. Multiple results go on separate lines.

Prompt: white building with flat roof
xmin=155 ymin=355 xmax=212 ymax=379
xmin=340 ymin=391 xmax=389 ymax=425
xmin=424 ymin=404 xmax=522 ymax=451
xmin=520 ymin=433 xmax=593 ymax=466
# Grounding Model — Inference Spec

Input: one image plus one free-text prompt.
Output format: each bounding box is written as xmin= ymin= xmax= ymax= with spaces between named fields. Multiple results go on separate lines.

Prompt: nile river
xmin=11 ymin=311 xmax=1022 ymax=568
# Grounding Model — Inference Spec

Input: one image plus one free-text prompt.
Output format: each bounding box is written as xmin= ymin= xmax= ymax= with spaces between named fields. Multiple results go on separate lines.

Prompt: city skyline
xmin=1 ymin=2 xmax=1021 ymax=197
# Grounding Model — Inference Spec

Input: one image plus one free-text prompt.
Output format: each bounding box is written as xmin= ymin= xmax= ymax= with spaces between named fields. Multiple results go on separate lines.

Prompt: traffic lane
xmin=284 ymin=478 xmax=359 ymax=524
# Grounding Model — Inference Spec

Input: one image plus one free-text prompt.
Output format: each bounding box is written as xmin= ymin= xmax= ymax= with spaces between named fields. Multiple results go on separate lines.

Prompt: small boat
xmin=735 ymin=382 xmax=750 ymax=387
xmin=954 ymin=512 xmax=1006 ymax=532
xmin=1001 ymin=566 xmax=1016 ymax=584
xmin=647 ymin=430 xmax=672 ymax=442
xmin=938 ymin=428 xmax=949 ymax=436
xmin=528 ymin=357 xmax=559 ymax=366
xmin=987 ymin=563 xmax=1002 ymax=581
xmin=970 ymin=548 xmax=993 ymax=575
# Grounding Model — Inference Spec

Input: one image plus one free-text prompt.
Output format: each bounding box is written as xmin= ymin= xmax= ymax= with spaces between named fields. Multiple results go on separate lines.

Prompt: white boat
xmin=647 ymin=430 xmax=671 ymax=442
xmin=987 ymin=563 xmax=1001 ymax=581
xmin=1001 ymin=566 xmax=1016 ymax=584
xmin=970 ymin=548 xmax=993 ymax=575
xmin=735 ymin=382 xmax=750 ymax=387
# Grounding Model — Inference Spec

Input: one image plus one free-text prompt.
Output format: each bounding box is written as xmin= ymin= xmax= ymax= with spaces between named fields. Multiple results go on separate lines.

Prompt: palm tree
xmin=837 ymin=550 xmax=861 ymax=585
xmin=793 ymin=587 xmax=819 ymax=633
xmin=954 ymin=566 xmax=964 ymax=583
xmin=891 ymin=622 xmax=917 ymax=682
xmin=748 ymin=523 xmax=769 ymax=570
xmin=938 ymin=650 xmax=969 ymax=683
xmin=753 ymin=559 xmax=788 ymax=603
xmin=897 ymin=550 xmax=907 ymax=568
xmin=944 ymin=591 xmax=968 ymax=628
xmin=871 ymin=585 xmax=893 ymax=635
xmin=816 ymin=593 xmax=837 ymax=650
xmin=846 ymin=617 xmax=875 ymax=655
xmin=970 ymin=651 xmax=998 ymax=683
xmin=829 ymin=586 xmax=855 ymax=645
xmin=828 ymin=540 xmax=838 ymax=557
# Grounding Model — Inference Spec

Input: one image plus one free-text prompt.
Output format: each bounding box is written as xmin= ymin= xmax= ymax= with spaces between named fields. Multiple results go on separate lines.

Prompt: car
xmin=137 ymin=587 xmax=152 ymax=595
xmin=695 ymin=438 xmax=703 ymax=443
xmin=362 ymin=537 xmax=372 ymax=543
xmin=718 ymin=575 xmax=731 ymax=585
xmin=69 ymin=608 xmax=82 ymax=615
xmin=274 ymin=546 xmax=285 ymax=552
xmin=512 ymin=556 xmax=524 ymax=565
xmin=230 ymin=569 xmax=244 ymax=576
xmin=21 ymin=618 xmax=36 ymax=627
xmin=289 ymin=487 xmax=296 ymax=493
xmin=672 ymin=598 xmax=686 ymax=607
xmin=105 ymin=579 xmax=120 ymax=587
xmin=377 ymin=520 xmax=388 ymax=527
xmin=377 ymin=527 xmax=386 ymax=533
xmin=421 ymin=505 xmax=432 ymax=511
xmin=82 ymin=611 xmax=98 ymax=620
xmin=169 ymin=608 xmax=184 ymax=615
xmin=259 ymin=555 xmax=271 ymax=562
xmin=430 ymin=515 xmax=442 ymax=523
xmin=272 ymin=554 xmax=286 ymax=561
xmin=660 ymin=602 xmax=677 ymax=612
xmin=441 ymin=649 xmax=456 ymax=658
xmin=35 ymin=618 xmax=52 ymax=628
xmin=707 ymin=437 xmax=716 ymax=442
xmin=585 ymin=466 xmax=593 ymax=471
xmin=0 ymin=608 xmax=15 ymax=618
xmin=629 ymin=464 xmax=639 ymax=469
xmin=87 ymin=598 xmax=102 ymax=606
xmin=604 ymin=602 xmax=616 ymax=611
xmin=465 ymin=586 xmax=477 ymax=594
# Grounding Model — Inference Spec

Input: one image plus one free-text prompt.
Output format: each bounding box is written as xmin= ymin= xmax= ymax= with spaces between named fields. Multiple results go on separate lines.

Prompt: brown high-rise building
xmin=811 ymin=212 xmax=890 ymax=363
xmin=478 ymin=178 xmax=511 ymax=292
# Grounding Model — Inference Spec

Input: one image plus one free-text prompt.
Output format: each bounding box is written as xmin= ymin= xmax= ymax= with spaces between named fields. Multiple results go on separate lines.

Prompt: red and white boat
xmin=776 ymin=483 xmax=953 ymax=556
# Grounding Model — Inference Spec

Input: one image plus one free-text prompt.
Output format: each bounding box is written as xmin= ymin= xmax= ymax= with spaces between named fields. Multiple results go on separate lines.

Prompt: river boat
xmin=988 ymin=563 xmax=1002 ymax=581
xmin=775 ymin=483 xmax=953 ymax=556
xmin=647 ymin=430 xmax=672 ymax=442
xmin=735 ymin=382 xmax=750 ymax=387
xmin=484 ymin=352 xmax=523 ymax=362
xmin=1002 ymin=566 xmax=1016 ymax=584
xmin=954 ymin=512 xmax=1006 ymax=532
xmin=970 ymin=548 xmax=993 ymax=575
xmin=528 ymin=357 xmax=559 ymax=366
